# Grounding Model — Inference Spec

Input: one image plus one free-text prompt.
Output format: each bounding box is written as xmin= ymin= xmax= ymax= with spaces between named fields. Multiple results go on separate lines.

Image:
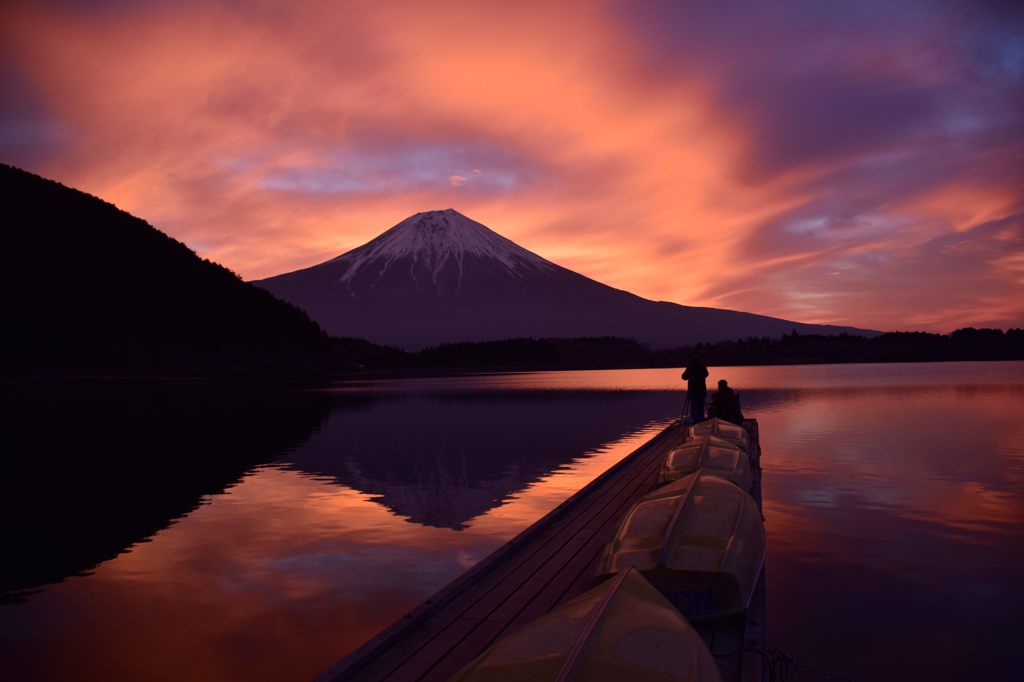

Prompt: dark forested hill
xmin=1 ymin=164 xmax=326 ymax=372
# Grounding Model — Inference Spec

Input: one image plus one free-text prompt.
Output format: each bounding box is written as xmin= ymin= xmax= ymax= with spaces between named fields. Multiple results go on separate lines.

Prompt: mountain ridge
xmin=0 ymin=163 xmax=326 ymax=371
xmin=254 ymin=209 xmax=878 ymax=349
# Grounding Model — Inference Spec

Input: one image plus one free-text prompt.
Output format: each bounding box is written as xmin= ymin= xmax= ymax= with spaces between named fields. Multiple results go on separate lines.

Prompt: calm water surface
xmin=2 ymin=362 xmax=1023 ymax=681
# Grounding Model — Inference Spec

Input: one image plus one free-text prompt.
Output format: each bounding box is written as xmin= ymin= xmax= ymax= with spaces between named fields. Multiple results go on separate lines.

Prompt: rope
xmin=713 ymin=646 xmax=859 ymax=682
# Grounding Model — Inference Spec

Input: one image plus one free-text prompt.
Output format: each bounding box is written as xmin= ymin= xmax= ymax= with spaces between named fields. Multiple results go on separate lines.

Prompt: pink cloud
xmin=1 ymin=0 xmax=1021 ymax=331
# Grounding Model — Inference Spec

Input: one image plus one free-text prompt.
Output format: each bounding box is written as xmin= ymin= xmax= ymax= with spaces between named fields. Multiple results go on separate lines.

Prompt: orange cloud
xmin=2 ymin=0 xmax=1021 ymax=331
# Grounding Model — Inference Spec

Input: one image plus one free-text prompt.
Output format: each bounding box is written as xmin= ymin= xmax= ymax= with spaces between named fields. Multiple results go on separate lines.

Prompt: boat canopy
xmin=660 ymin=435 xmax=752 ymax=491
xmin=597 ymin=470 xmax=765 ymax=620
xmin=450 ymin=567 xmax=722 ymax=682
xmin=688 ymin=418 xmax=749 ymax=452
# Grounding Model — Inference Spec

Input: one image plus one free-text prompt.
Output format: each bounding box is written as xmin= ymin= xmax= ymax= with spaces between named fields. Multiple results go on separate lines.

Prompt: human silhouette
xmin=681 ymin=357 xmax=708 ymax=423
xmin=708 ymin=379 xmax=744 ymax=424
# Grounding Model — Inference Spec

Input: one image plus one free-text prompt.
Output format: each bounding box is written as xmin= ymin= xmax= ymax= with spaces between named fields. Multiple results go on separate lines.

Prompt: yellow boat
xmin=687 ymin=418 xmax=749 ymax=452
xmin=449 ymin=567 xmax=722 ymax=682
xmin=596 ymin=470 xmax=765 ymax=620
xmin=659 ymin=435 xmax=752 ymax=491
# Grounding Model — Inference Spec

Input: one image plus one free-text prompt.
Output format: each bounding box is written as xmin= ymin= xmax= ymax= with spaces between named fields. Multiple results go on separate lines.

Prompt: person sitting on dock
xmin=708 ymin=379 xmax=744 ymax=424
xmin=681 ymin=357 xmax=708 ymax=423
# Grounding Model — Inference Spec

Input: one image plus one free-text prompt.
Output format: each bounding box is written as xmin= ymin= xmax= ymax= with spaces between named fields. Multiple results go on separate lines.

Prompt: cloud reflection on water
xmin=1 ymin=361 xmax=1022 ymax=681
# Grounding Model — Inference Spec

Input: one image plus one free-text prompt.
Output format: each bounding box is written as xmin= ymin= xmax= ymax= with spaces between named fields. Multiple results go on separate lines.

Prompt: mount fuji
xmin=253 ymin=209 xmax=874 ymax=349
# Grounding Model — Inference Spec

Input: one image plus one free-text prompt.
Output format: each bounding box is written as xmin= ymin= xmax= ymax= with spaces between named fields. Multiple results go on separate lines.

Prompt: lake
xmin=2 ymin=361 xmax=1022 ymax=681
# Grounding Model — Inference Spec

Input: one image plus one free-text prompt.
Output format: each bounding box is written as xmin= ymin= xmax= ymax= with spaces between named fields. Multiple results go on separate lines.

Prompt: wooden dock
xmin=317 ymin=419 xmax=766 ymax=682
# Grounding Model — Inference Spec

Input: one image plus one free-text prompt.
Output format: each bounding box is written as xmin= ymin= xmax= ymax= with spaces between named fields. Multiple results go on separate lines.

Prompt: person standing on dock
xmin=708 ymin=379 xmax=745 ymax=424
xmin=682 ymin=357 xmax=708 ymax=423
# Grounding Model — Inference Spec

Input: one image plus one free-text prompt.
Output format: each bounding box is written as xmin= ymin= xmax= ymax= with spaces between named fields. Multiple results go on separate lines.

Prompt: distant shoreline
xmin=5 ymin=328 xmax=1021 ymax=387
xmin=8 ymin=354 xmax=1024 ymax=390
xmin=326 ymin=328 xmax=1024 ymax=377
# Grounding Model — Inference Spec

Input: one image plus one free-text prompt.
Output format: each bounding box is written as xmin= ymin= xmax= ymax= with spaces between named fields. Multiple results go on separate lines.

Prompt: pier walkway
xmin=317 ymin=419 xmax=765 ymax=682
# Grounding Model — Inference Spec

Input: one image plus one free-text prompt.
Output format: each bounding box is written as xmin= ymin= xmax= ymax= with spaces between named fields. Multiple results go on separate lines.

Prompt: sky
xmin=2 ymin=0 xmax=1022 ymax=332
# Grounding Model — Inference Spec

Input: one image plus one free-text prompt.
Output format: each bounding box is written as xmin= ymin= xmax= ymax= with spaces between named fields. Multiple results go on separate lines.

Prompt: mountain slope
xmin=1 ymin=164 xmax=325 ymax=367
xmin=254 ymin=209 xmax=875 ymax=349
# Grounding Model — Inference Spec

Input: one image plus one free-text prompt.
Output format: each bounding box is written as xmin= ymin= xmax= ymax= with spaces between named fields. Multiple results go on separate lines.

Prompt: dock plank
xmin=395 ymin=432 xmax=682 ymax=681
xmin=317 ymin=419 xmax=765 ymax=682
xmin=319 ymin=422 xmax=683 ymax=682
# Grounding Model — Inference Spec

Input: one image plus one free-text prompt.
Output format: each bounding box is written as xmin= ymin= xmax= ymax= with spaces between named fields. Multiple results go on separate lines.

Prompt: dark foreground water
xmin=1 ymin=362 xmax=1022 ymax=681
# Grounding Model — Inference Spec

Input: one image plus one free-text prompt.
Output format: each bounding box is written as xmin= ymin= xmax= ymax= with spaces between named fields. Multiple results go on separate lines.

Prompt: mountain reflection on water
xmin=1 ymin=362 xmax=1023 ymax=682
xmin=282 ymin=391 xmax=681 ymax=529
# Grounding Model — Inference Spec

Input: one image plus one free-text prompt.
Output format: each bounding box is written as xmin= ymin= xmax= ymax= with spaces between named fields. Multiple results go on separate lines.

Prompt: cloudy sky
xmin=3 ymin=0 xmax=1022 ymax=331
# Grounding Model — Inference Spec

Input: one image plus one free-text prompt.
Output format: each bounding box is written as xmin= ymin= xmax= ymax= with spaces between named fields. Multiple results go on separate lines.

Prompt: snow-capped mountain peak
xmin=254 ymin=208 xmax=877 ymax=349
xmin=331 ymin=209 xmax=554 ymax=286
